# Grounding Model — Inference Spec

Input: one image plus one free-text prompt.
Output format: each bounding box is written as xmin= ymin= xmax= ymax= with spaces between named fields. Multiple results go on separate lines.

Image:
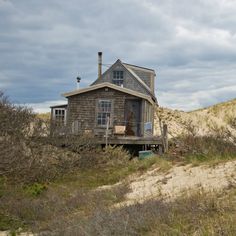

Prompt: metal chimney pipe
xmin=98 ymin=52 xmax=102 ymax=79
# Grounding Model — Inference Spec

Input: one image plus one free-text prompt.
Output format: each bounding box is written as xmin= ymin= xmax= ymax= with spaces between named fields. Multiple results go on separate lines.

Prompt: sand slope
xmin=154 ymin=98 xmax=236 ymax=139
xmin=119 ymin=160 xmax=236 ymax=206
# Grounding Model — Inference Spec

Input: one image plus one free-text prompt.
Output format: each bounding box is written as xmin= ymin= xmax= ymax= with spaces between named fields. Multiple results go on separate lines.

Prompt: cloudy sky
xmin=0 ymin=0 xmax=236 ymax=112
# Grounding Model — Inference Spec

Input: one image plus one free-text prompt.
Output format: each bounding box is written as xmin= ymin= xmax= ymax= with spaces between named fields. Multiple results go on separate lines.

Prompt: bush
xmin=0 ymin=92 xmax=35 ymax=138
xmin=168 ymin=134 xmax=236 ymax=163
xmin=0 ymin=91 xmax=35 ymax=181
xmin=0 ymin=92 xmax=83 ymax=184
xmin=24 ymin=183 xmax=47 ymax=197
xmin=45 ymin=134 xmax=100 ymax=153
xmin=39 ymin=190 xmax=236 ymax=236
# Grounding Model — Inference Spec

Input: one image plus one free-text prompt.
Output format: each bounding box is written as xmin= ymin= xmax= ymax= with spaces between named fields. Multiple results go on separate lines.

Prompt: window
xmin=113 ymin=70 xmax=124 ymax=86
xmin=97 ymin=100 xmax=112 ymax=126
xmin=53 ymin=108 xmax=66 ymax=125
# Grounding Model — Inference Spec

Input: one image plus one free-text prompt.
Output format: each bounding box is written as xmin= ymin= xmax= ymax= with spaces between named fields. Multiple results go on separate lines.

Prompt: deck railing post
xmin=163 ymin=124 xmax=168 ymax=153
xmin=105 ymin=116 xmax=110 ymax=148
xmin=159 ymin=118 xmax=165 ymax=153
xmin=159 ymin=118 xmax=168 ymax=153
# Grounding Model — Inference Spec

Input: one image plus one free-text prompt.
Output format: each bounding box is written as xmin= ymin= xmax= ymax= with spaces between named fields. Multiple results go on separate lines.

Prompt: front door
xmin=124 ymin=99 xmax=141 ymax=136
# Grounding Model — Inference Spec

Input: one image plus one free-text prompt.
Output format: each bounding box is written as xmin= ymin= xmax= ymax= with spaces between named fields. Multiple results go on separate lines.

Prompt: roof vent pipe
xmin=98 ymin=52 xmax=102 ymax=79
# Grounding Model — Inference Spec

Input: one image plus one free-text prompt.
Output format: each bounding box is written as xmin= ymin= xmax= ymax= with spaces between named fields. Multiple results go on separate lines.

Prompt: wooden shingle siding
xmin=93 ymin=63 xmax=150 ymax=96
xmin=67 ymin=87 xmax=142 ymax=134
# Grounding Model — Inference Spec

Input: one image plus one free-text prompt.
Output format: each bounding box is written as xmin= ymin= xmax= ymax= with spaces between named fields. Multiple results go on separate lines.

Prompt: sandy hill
xmin=154 ymin=98 xmax=236 ymax=140
xmin=117 ymin=159 xmax=236 ymax=207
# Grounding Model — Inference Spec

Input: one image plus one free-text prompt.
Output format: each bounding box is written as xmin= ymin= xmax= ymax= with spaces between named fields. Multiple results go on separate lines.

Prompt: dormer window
xmin=113 ymin=71 xmax=124 ymax=86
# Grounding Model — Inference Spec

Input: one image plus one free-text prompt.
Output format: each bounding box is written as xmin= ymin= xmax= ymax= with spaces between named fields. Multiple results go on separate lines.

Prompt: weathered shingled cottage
xmin=51 ymin=52 xmax=158 ymax=138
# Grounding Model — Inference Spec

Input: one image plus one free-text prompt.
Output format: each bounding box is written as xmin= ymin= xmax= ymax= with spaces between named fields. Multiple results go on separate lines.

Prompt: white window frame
xmin=96 ymin=99 xmax=112 ymax=127
xmin=113 ymin=70 xmax=124 ymax=86
xmin=53 ymin=108 xmax=67 ymax=125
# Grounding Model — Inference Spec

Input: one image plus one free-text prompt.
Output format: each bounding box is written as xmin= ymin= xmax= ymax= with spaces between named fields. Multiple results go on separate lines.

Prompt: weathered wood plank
xmin=96 ymin=136 xmax=163 ymax=145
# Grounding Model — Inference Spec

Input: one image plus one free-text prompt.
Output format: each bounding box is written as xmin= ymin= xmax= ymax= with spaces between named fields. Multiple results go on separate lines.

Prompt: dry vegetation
xmin=154 ymin=98 xmax=236 ymax=141
xmin=0 ymin=91 xmax=236 ymax=235
xmin=51 ymin=189 xmax=236 ymax=236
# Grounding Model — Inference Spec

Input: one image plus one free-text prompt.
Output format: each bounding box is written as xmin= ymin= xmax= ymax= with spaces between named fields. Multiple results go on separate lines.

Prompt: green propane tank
xmin=138 ymin=150 xmax=154 ymax=160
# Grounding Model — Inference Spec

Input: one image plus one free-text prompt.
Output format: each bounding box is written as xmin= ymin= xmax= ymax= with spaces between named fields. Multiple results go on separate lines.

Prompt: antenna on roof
xmin=76 ymin=76 xmax=81 ymax=89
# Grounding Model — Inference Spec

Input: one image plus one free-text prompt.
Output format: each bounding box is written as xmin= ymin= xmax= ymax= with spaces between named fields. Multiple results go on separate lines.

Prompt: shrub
xmin=24 ymin=183 xmax=47 ymax=197
xmin=168 ymin=134 xmax=236 ymax=163
xmin=45 ymin=134 xmax=100 ymax=153
xmin=0 ymin=91 xmax=82 ymax=184
xmin=41 ymin=190 xmax=236 ymax=236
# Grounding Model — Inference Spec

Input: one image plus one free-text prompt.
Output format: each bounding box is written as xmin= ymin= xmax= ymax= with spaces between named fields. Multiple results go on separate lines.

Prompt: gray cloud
xmin=0 ymin=0 xmax=235 ymax=112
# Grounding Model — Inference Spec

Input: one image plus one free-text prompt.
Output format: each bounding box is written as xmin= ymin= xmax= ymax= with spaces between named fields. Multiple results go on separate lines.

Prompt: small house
xmin=51 ymin=52 xmax=158 ymax=138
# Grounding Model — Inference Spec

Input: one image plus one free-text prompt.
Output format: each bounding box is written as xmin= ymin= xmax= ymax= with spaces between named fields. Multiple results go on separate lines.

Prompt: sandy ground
xmin=2 ymin=161 xmax=236 ymax=235
xmin=118 ymin=160 xmax=236 ymax=206
xmin=0 ymin=232 xmax=33 ymax=236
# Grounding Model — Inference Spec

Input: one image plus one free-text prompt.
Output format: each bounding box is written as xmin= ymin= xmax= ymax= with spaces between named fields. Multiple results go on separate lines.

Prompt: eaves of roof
xmin=62 ymin=82 xmax=154 ymax=105
xmin=50 ymin=104 xmax=68 ymax=108
xmin=122 ymin=62 xmax=156 ymax=74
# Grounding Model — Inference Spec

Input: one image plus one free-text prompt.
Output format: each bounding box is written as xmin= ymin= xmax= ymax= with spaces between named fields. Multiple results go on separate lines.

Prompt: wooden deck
xmin=97 ymin=135 xmax=163 ymax=145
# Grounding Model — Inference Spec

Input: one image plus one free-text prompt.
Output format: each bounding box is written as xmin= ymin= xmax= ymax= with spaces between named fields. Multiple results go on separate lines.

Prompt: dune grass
xmin=36 ymin=188 xmax=236 ymax=235
xmin=0 ymin=150 xmax=171 ymax=233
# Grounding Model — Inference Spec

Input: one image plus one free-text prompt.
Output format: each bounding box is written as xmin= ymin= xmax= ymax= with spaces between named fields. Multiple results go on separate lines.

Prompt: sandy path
xmin=120 ymin=160 xmax=236 ymax=206
xmin=0 ymin=232 xmax=34 ymax=236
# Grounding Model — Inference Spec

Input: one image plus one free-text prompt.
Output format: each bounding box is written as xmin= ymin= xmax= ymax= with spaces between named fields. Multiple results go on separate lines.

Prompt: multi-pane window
xmin=54 ymin=109 xmax=66 ymax=125
xmin=113 ymin=71 xmax=124 ymax=86
xmin=97 ymin=100 xmax=112 ymax=126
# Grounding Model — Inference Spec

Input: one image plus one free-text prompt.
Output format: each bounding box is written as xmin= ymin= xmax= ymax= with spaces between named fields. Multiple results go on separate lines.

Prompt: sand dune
xmin=154 ymin=98 xmax=236 ymax=140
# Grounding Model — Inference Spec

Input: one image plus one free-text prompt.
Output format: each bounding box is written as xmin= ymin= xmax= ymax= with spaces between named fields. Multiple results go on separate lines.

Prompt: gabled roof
xmin=91 ymin=59 xmax=156 ymax=99
xmin=122 ymin=63 xmax=153 ymax=94
xmin=122 ymin=62 xmax=156 ymax=74
xmin=62 ymin=82 xmax=154 ymax=104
